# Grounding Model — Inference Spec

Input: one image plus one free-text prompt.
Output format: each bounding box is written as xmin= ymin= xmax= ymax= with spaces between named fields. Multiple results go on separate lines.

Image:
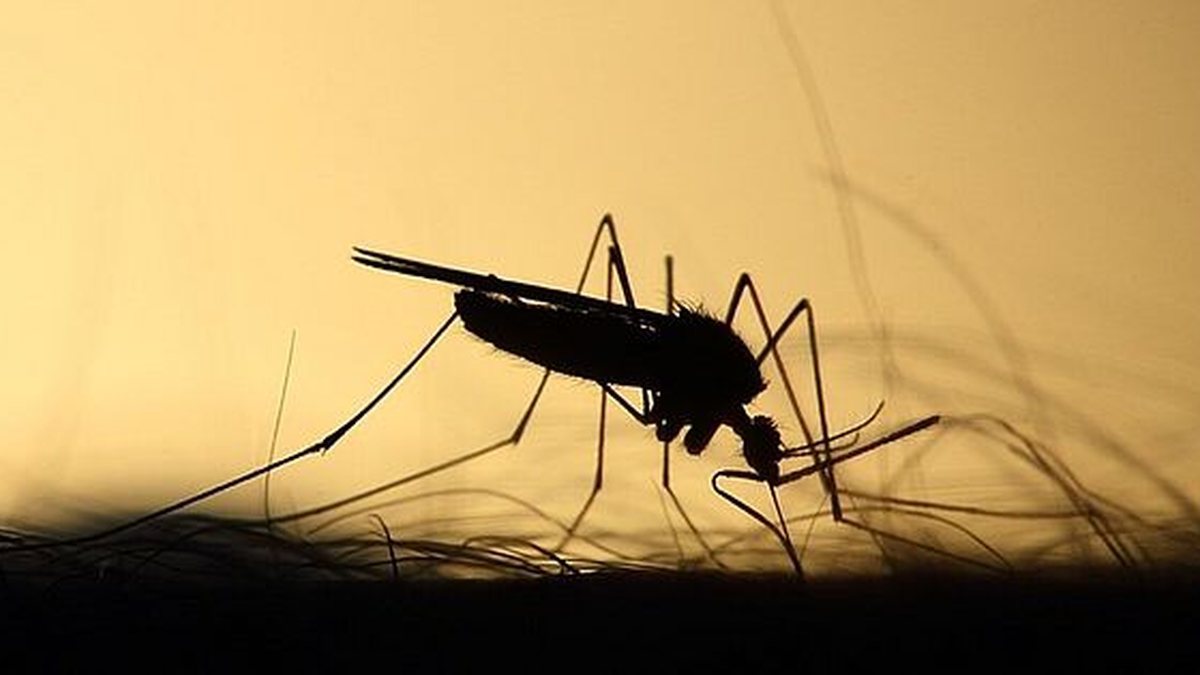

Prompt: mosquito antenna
xmin=783 ymin=401 xmax=885 ymax=457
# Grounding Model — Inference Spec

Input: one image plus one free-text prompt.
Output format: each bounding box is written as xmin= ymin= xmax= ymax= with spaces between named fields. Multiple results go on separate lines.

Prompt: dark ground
xmin=3 ymin=570 xmax=1197 ymax=671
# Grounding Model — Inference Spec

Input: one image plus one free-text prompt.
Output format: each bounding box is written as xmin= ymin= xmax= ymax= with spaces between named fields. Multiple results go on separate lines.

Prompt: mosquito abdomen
xmin=454 ymin=290 xmax=665 ymax=389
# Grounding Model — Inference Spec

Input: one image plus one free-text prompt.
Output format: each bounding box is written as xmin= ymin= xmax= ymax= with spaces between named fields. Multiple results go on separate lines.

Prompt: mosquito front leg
xmin=712 ymin=413 xmax=940 ymax=574
xmin=724 ymin=275 xmax=840 ymax=521
xmin=653 ymin=252 xmax=722 ymax=567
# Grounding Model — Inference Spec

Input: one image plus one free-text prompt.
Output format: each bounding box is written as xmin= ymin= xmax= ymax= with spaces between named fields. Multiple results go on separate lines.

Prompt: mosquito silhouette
xmin=7 ymin=214 xmax=937 ymax=576
xmin=350 ymin=214 xmax=939 ymax=573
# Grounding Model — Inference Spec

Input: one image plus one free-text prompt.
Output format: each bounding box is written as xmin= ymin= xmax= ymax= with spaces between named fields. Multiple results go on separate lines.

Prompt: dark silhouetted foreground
xmin=2 ymin=516 xmax=1197 ymax=670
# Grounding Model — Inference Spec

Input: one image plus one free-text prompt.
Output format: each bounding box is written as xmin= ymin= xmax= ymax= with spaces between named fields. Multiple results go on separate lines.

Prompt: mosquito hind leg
xmin=9 ymin=311 xmax=462 ymax=552
xmin=275 ymin=367 xmax=557 ymax=526
xmin=654 ymin=253 xmax=724 ymax=567
xmin=661 ymin=254 xmax=673 ymax=487
xmin=712 ymin=413 xmax=941 ymax=575
xmin=718 ymin=276 xmax=835 ymax=574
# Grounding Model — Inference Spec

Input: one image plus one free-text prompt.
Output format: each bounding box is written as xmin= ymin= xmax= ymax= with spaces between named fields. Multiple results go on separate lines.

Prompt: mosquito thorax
xmin=659 ymin=307 xmax=767 ymax=411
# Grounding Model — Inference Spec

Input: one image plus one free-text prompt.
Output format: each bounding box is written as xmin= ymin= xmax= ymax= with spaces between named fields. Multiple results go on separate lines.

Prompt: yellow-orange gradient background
xmin=3 ymin=2 xmax=1197 ymax=574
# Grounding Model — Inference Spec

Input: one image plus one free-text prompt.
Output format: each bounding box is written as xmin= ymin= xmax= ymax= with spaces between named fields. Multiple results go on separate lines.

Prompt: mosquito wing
xmin=352 ymin=246 xmax=667 ymax=327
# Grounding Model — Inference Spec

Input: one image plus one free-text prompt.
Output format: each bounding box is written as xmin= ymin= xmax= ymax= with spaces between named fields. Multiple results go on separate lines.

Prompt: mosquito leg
xmin=662 ymin=255 xmax=674 ymax=487
xmin=554 ymin=245 xmax=621 ymax=548
xmin=549 ymin=216 xmax=641 ymax=551
xmin=579 ymin=214 xmax=654 ymax=419
xmin=795 ymin=415 xmax=1012 ymax=574
xmin=457 ymin=212 xmax=642 ymax=485
xmin=559 ymin=217 xmax=717 ymax=565
xmin=9 ymin=312 xmax=460 ymax=553
xmin=712 ymin=414 xmax=940 ymax=573
xmin=320 ymin=215 xmax=646 ymax=548
xmin=711 ymin=470 xmax=805 ymax=577
xmin=266 ymin=370 xmax=558 ymax=528
xmin=652 ymin=253 xmax=723 ymax=568
xmin=577 ymin=213 xmax=637 ymax=307
xmin=557 ymin=242 xmax=702 ymax=557
xmin=720 ymin=276 xmax=834 ymax=573
xmin=724 ymin=275 xmax=840 ymax=520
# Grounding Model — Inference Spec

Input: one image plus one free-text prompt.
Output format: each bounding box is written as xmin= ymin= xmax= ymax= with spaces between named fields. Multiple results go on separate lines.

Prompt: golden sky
xmin=3 ymin=2 xmax=1197 ymax=572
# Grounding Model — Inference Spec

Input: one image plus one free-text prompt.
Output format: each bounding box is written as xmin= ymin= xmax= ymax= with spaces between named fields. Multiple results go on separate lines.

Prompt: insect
xmin=10 ymin=214 xmax=936 ymax=577
xmin=351 ymin=214 xmax=940 ymax=573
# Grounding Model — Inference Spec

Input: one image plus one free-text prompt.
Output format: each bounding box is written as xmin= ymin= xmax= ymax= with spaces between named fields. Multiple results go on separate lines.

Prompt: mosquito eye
xmin=742 ymin=437 xmax=781 ymax=484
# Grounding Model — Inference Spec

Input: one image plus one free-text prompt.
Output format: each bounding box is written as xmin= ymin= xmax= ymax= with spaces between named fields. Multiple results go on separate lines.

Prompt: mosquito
xmin=351 ymin=214 xmax=940 ymax=574
xmin=7 ymin=214 xmax=936 ymax=577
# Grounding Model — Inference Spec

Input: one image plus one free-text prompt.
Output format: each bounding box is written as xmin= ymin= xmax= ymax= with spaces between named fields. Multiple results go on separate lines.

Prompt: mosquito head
xmin=736 ymin=414 xmax=784 ymax=484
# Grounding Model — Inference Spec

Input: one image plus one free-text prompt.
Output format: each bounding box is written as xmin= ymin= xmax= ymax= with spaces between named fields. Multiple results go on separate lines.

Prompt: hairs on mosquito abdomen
xmin=453 ymin=289 xmax=663 ymax=389
xmin=454 ymin=289 xmax=767 ymax=414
